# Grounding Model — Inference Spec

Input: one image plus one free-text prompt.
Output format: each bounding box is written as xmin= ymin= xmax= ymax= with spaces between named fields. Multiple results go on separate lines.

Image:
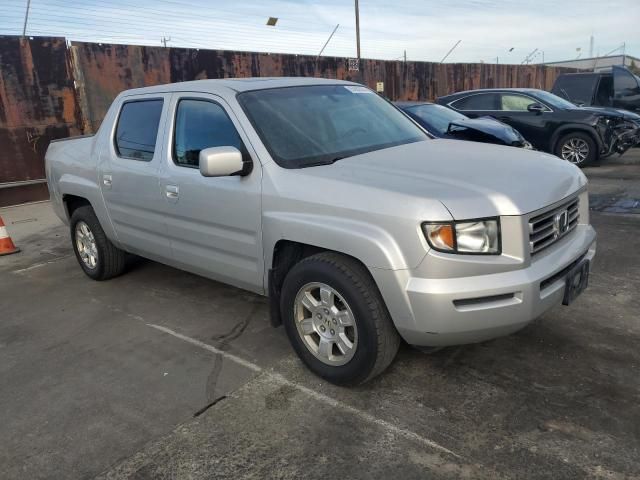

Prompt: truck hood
xmin=303 ymin=139 xmax=586 ymax=219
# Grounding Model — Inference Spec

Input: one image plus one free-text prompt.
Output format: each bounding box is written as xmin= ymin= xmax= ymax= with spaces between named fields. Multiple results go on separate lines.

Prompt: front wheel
xmin=555 ymin=132 xmax=597 ymax=167
xmin=280 ymin=252 xmax=400 ymax=386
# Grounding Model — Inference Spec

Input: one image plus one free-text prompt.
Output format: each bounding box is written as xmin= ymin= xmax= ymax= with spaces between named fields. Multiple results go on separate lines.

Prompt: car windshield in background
xmin=407 ymin=104 xmax=467 ymax=135
xmin=533 ymin=90 xmax=579 ymax=109
xmin=237 ymin=85 xmax=428 ymax=168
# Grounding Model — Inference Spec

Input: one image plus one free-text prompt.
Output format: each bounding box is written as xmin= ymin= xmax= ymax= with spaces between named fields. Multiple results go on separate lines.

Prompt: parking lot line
xmin=146 ymin=323 xmax=262 ymax=373
xmin=146 ymin=322 xmax=462 ymax=459
xmin=12 ymin=254 xmax=72 ymax=274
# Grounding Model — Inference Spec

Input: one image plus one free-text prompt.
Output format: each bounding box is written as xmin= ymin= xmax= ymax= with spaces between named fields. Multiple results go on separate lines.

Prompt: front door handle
xmin=165 ymin=185 xmax=179 ymax=199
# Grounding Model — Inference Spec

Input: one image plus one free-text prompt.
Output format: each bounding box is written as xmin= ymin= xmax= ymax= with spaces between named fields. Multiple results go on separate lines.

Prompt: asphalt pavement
xmin=1 ymin=152 xmax=639 ymax=479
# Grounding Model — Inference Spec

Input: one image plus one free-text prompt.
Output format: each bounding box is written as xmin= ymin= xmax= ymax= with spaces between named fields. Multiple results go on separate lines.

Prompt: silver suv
xmin=45 ymin=78 xmax=596 ymax=385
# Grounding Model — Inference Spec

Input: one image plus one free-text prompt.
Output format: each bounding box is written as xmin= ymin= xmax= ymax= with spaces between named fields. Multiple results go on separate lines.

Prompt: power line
xmin=15 ymin=8 xmax=410 ymax=51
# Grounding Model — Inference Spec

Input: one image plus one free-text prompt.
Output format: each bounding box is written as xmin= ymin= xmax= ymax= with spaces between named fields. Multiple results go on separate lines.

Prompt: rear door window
xmin=115 ymin=99 xmax=164 ymax=161
xmin=450 ymin=93 xmax=500 ymax=111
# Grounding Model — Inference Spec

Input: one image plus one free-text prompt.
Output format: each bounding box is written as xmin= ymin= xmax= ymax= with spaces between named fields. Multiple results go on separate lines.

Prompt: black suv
xmin=552 ymin=66 xmax=640 ymax=113
xmin=437 ymin=88 xmax=640 ymax=166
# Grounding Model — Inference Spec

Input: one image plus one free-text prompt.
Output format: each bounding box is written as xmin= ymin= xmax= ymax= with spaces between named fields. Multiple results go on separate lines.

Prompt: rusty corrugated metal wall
xmin=0 ymin=35 xmax=574 ymax=206
xmin=72 ymin=41 xmax=570 ymax=132
xmin=0 ymin=36 xmax=82 ymax=206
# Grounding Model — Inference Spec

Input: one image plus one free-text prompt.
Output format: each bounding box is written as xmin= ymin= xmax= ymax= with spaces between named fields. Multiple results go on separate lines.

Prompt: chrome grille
xmin=529 ymin=197 xmax=579 ymax=255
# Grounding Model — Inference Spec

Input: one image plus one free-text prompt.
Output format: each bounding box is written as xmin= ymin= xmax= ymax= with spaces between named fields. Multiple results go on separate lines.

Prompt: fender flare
xmin=59 ymin=174 xmax=121 ymax=246
xmin=262 ymin=212 xmax=414 ymax=274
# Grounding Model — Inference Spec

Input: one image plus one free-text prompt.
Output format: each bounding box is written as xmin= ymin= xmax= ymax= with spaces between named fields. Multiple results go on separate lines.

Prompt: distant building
xmin=542 ymin=54 xmax=640 ymax=72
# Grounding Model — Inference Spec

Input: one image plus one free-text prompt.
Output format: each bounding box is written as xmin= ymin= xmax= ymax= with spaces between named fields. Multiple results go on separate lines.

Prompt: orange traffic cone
xmin=0 ymin=216 xmax=20 ymax=256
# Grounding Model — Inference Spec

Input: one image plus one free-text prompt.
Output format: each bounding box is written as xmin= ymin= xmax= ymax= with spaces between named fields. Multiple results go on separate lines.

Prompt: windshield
xmin=406 ymin=104 xmax=467 ymax=135
xmin=533 ymin=90 xmax=579 ymax=109
xmin=237 ymin=85 xmax=428 ymax=168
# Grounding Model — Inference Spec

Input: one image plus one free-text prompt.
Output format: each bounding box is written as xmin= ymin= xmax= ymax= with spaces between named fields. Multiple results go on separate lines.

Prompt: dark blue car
xmin=396 ymin=101 xmax=532 ymax=149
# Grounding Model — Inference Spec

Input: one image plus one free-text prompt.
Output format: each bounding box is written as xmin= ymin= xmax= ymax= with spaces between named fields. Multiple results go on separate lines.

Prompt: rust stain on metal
xmin=0 ymin=36 xmax=82 ymax=190
xmin=71 ymin=42 xmax=170 ymax=131
xmin=71 ymin=42 xmax=571 ymax=122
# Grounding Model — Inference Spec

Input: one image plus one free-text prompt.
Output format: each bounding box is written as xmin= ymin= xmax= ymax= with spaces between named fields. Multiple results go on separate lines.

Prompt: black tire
xmin=70 ymin=205 xmax=127 ymax=281
xmin=554 ymin=132 xmax=597 ymax=167
xmin=280 ymin=252 xmax=400 ymax=386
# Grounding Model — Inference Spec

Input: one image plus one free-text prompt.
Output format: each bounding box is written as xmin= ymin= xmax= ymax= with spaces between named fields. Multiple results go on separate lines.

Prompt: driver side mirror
xmin=527 ymin=103 xmax=546 ymax=114
xmin=199 ymin=146 xmax=250 ymax=177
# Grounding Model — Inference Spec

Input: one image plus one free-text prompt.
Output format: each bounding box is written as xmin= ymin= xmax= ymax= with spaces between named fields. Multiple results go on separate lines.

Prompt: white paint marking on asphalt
xmin=269 ymin=371 xmax=462 ymax=458
xmin=146 ymin=322 xmax=461 ymax=459
xmin=12 ymin=255 xmax=73 ymax=274
xmin=146 ymin=323 xmax=262 ymax=373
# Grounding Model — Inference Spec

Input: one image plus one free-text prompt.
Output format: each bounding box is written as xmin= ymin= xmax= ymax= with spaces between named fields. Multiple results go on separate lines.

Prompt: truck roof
xmin=121 ymin=77 xmax=359 ymax=97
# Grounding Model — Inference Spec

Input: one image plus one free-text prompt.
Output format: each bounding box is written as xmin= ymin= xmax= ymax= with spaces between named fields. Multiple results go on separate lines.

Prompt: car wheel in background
xmin=70 ymin=205 xmax=127 ymax=281
xmin=280 ymin=252 xmax=400 ymax=386
xmin=555 ymin=132 xmax=597 ymax=167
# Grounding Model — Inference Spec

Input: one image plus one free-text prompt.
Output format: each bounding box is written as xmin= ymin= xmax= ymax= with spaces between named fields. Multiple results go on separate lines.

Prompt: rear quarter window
xmin=552 ymin=75 xmax=598 ymax=104
xmin=114 ymin=99 xmax=164 ymax=161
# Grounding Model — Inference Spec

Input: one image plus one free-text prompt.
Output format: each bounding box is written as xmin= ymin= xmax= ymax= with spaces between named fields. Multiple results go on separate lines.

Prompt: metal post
xmin=440 ymin=40 xmax=461 ymax=63
xmin=354 ymin=0 xmax=361 ymax=59
xmin=317 ymin=24 xmax=339 ymax=58
xmin=404 ymin=50 xmax=406 ymax=63
xmin=22 ymin=0 xmax=31 ymax=37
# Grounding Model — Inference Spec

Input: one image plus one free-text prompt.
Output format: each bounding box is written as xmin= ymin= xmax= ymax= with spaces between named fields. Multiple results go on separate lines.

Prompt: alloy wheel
xmin=75 ymin=221 xmax=98 ymax=269
xmin=561 ymin=138 xmax=589 ymax=164
xmin=294 ymin=282 xmax=358 ymax=366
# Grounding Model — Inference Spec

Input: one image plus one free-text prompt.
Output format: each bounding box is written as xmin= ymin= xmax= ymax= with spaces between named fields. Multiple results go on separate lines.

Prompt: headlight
xmin=422 ymin=218 xmax=501 ymax=255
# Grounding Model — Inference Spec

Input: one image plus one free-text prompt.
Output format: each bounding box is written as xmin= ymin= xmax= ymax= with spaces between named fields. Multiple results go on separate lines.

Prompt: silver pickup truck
xmin=46 ymin=77 xmax=596 ymax=385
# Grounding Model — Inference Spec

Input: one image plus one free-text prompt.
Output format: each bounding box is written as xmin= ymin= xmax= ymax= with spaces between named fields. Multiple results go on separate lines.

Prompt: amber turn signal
xmin=424 ymin=223 xmax=455 ymax=251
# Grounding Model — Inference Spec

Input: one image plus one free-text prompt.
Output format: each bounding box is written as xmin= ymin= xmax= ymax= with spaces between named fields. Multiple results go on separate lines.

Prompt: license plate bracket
xmin=562 ymin=260 xmax=590 ymax=306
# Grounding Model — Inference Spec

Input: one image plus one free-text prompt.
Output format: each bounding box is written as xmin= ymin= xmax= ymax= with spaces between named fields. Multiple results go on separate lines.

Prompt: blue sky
xmin=1 ymin=0 xmax=638 ymax=63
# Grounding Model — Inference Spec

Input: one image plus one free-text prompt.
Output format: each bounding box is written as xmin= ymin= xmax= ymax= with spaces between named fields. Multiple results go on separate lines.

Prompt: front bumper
xmin=373 ymin=224 xmax=596 ymax=347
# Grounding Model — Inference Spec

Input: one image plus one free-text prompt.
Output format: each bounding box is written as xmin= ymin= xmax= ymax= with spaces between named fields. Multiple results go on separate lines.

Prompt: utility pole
xmin=161 ymin=36 xmax=171 ymax=48
xmin=22 ymin=0 xmax=31 ymax=37
xmin=404 ymin=50 xmax=407 ymax=63
xmin=317 ymin=24 xmax=339 ymax=59
xmin=354 ymin=0 xmax=361 ymax=59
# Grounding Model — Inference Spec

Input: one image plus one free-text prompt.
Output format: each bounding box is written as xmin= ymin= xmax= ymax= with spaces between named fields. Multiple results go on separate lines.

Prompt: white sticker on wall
xmin=344 ymin=86 xmax=374 ymax=94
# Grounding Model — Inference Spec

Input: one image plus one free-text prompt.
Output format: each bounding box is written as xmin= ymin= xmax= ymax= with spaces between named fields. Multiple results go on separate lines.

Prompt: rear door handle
xmin=102 ymin=174 xmax=112 ymax=188
xmin=165 ymin=185 xmax=179 ymax=199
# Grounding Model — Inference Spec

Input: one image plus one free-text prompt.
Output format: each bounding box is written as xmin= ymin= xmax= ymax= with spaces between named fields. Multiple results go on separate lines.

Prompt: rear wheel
xmin=280 ymin=252 xmax=400 ymax=386
xmin=70 ymin=206 xmax=127 ymax=280
xmin=555 ymin=132 xmax=597 ymax=167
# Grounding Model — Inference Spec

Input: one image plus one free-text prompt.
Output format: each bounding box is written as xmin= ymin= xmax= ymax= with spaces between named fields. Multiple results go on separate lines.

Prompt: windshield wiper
xmin=297 ymin=155 xmax=348 ymax=168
